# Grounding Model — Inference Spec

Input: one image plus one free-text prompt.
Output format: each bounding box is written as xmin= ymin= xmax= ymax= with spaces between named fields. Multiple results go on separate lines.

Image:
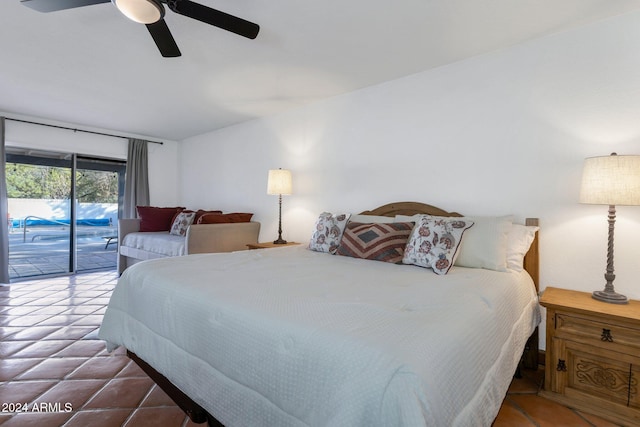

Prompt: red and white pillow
xmin=401 ymin=215 xmax=474 ymax=275
xmin=308 ymin=212 xmax=351 ymax=254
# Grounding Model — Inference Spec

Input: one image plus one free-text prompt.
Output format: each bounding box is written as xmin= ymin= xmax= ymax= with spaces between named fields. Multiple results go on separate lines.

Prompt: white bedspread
xmin=99 ymin=246 xmax=540 ymax=427
xmin=121 ymin=231 xmax=186 ymax=257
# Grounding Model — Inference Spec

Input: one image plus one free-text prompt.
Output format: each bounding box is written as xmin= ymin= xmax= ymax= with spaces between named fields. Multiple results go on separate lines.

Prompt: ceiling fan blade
xmin=168 ymin=0 xmax=259 ymax=39
xmin=146 ymin=19 xmax=182 ymax=57
xmin=21 ymin=0 xmax=110 ymax=12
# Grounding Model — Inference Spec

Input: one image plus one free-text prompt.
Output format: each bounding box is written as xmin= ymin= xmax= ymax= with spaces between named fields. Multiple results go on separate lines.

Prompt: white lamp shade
xmin=112 ymin=0 xmax=163 ymax=24
xmin=267 ymin=169 xmax=292 ymax=195
xmin=580 ymin=154 xmax=640 ymax=206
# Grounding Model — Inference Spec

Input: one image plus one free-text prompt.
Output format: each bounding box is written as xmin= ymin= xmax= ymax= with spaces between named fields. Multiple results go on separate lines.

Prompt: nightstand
xmin=539 ymin=287 xmax=640 ymax=426
xmin=246 ymin=242 xmax=300 ymax=250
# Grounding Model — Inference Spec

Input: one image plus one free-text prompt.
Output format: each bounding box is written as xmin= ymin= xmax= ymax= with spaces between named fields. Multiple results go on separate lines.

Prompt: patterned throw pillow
xmin=309 ymin=212 xmax=351 ymax=254
xmin=169 ymin=211 xmax=196 ymax=236
xmin=336 ymin=222 xmax=414 ymax=263
xmin=402 ymin=215 xmax=474 ymax=275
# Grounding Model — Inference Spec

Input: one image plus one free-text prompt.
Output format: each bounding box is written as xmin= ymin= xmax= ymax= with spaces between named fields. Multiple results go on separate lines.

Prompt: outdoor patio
xmin=7 ymin=225 xmax=117 ymax=280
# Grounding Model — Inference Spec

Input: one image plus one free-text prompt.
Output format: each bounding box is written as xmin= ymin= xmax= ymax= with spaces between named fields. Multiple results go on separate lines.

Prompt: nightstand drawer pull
xmin=601 ymin=328 xmax=613 ymax=342
xmin=557 ymin=359 xmax=567 ymax=372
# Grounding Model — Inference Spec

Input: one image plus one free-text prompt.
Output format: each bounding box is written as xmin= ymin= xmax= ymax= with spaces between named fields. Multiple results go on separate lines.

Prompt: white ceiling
xmin=2 ymin=0 xmax=640 ymax=141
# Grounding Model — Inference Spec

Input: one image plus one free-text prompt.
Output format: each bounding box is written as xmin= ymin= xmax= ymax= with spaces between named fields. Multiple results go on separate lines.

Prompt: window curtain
xmin=123 ymin=138 xmax=150 ymax=219
xmin=0 ymin=117 xmax=9 ymax=283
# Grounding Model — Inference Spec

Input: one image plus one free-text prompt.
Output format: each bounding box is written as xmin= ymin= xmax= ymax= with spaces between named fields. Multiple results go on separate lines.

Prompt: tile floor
xmin=0 ymin=271 xmax=624 ymax=426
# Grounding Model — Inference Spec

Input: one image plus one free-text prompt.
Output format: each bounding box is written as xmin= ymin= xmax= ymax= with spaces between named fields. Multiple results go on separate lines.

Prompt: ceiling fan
xmin=21 ymin=0 xmax=260 ymax=58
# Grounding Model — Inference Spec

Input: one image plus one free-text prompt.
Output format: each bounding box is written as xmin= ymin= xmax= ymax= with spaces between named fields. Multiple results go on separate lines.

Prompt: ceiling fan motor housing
xmin=112 ymin=0 xmax=165 ymax=24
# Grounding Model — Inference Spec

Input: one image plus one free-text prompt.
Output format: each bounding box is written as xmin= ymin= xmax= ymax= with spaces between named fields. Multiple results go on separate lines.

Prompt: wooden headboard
xmin=359 ymin=202 xmax=540 ymax=292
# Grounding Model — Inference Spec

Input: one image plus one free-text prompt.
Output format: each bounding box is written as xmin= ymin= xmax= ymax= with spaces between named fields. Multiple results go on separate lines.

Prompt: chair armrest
xmin=117 ymin=219 xmax=141 ymax=275
xmin=118 ymin=219 xmax=141 ymax=244
xmin=185 ymin=222 xmax=261 ymax=254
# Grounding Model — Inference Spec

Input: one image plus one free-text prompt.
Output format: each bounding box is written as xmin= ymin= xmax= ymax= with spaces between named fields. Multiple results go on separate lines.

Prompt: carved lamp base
xmin=592 ymin=289 xmax=628 ymax=304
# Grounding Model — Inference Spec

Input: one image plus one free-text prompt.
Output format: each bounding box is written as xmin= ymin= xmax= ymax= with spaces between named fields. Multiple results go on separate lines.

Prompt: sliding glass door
xmin=75 ymin=156 xmax=124 ymax=273
xmin=5 ymin=149 xmax=125 ymax=280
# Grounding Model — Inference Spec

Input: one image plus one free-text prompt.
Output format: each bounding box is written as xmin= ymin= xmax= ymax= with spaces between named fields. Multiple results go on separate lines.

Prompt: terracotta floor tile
xmin=83 ymin=297 xmax=112 ymax=306
xmin=577 ymin=411 xmax=624 ymax=427
xmin=3 ymin=315 xmax=53 ymax=327
xmin=97 ymin=345 xmax=127 ymax=357
xmin=28 ymin=305 xmax=69 ymax=316
xmin=0 ymin=411 xmax=73 ymax=427
xmin=493 ymin=398 xmax=536 ymax=426
xmin=28 ymin=297 xmax=69 ymax=306
xmin=7 ymin=326 xmax=59 ymax=341
xmin=67 ymin=355 xmax=130 ymax=379
xmin=89 ymin=285 xmax=117 ymax=291
xmin=11 ymin=339 xmax=75 ymax=358
xmin=509 ymin=394 xmax=593 ymax=427
xmin=1 ymin=305 xmax=42 ymax=315
xmin=54 ymin=339 xmax=106 ymax=358
xmin=17 ymin=357 xmax=88 ymax=380
xmin=35 ymin=379 xmax=108 ymax=410
xmin=0 ymin=340 xmax=33 ymax=358
xmin=84 ymin=377 xmax=155 ymax=409
xmin=62 ymin=305 xmax=103 ymax=315
xmin=0 ymin=326 xmax=22 ymax=339
xmin=0 ymin=358 xmax=45 ymax=381
xmin=0 ymin=297 xmax=38 ymax=306
xmin=36 ymin=314 xmax=86 ymax=327
xmin=124 ymin=406 xmax=189 ymax=427
xmin=117 ymin=360 xmax=150 ymax=379
xmin=41 ymin=326 xmax=98 ymax=341
xmin=141 ymin=385 xmax=177 ymax=407
xmin=64 ymin=408 xmax=134 ymax=427
xmin=53 ymin=297 xmax=93 ymax=306
xmin=73 ymin=290 xmax=110 ymax=298
xmin=72 ymin=314 xmax=104 ymax=326
xmin=0 ymin=380 xmax=58 ymax=405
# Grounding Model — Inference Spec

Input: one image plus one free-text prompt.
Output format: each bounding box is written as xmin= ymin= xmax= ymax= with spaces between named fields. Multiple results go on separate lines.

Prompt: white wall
xmin=3 ymin=115 xmax=180 ymax=206
xmin=179 ymin=11 xmax=640 ymax=348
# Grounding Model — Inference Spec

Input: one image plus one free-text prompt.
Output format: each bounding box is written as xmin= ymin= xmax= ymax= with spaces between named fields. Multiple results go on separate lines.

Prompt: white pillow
xmin=349 ymin=214 xmax=395 ymax=223
xmin=506 ymin=224 xmax=539 ymax=272
xmin=455 ymin=215 xmax=512 ymax=271
xmin=397 ymin=214 xmax=513 ymax=271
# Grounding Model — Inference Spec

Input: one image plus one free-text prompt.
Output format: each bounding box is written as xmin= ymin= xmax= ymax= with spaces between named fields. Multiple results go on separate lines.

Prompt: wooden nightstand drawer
xmin=560 ymin=340 xmax=637 ymax=406
xmin=555 ymin=313 xmax=640 ymax=353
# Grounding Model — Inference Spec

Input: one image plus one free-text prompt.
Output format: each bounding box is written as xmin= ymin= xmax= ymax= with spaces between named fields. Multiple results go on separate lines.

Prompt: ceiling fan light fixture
xmin=112 ymin=0 xmax=164 ymax=24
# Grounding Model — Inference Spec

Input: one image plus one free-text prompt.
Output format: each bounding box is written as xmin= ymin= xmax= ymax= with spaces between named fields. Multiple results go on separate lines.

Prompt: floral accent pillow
xmin=402 ymin=215 xmax=474 ymax=275
xmin=169 ymin=211 xmax=196 ymax=236
xmin=309 ymin=212 xmax=351 ymax=254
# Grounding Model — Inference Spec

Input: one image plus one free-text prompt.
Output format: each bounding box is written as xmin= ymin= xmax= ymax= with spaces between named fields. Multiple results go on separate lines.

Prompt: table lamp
xmin=579 ymin=153 xmax=640 ymax=304
xmin=267 ymin=168 xmax=292 ymax=244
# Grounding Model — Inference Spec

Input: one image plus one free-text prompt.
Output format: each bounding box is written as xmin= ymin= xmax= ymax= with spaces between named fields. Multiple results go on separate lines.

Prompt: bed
xmin=98 ymin=202 xmax=541 ymax=426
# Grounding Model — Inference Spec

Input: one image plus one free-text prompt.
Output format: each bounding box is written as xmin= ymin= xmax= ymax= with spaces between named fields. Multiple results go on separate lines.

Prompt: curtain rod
xmin=4 ymin=117 xmax=164 ymax=145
